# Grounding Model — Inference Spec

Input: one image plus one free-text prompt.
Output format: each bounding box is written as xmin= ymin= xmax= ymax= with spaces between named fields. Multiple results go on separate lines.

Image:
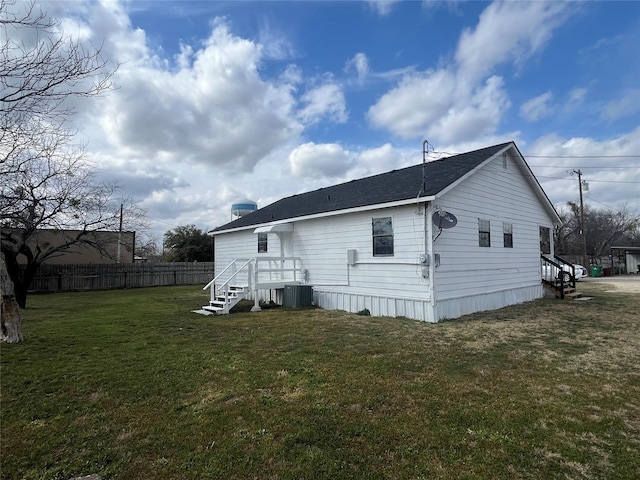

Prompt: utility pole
xmin=573 ymin=170 xmax=588 ymax=268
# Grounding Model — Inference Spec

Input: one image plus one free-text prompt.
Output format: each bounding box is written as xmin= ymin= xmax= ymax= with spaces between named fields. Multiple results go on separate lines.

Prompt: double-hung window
xmin=503 ymin=223 xmax=513 ymax=248
xmin=257 ymin=233 xmax=268 ymax=253
xmin=372 ymin=217 xmax=394 ymax=256
xmin=478 ymin=219 xmax=491 ymax=247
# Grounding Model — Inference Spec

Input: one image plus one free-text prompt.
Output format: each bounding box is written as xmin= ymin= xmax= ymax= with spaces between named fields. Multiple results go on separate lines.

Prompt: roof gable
xmin=211 ymin=142 xmax=555 ymax=233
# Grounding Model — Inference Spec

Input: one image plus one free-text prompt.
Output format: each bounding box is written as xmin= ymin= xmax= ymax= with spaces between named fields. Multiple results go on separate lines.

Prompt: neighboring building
xmin=7 ymin=229 xmax=135 ymax=265
xmin=205 ymin=142 xmax=562 ymax=322
xmin=610 ymin=246 xmax=640 ymax=275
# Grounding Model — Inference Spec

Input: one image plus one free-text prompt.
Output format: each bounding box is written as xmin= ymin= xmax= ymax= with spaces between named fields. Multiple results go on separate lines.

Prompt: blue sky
xmin=21 ymin=1 xmax=640 ymax=242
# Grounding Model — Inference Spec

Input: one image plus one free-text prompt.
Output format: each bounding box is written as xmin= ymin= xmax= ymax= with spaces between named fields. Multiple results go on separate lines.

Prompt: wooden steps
xmin=543 ymin=282 xmax=582 ymax=300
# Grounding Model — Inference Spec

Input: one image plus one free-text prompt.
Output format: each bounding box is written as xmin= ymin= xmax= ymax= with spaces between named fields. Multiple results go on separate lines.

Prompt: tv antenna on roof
xmin=421 ymin=140 xmax=432 ymax=196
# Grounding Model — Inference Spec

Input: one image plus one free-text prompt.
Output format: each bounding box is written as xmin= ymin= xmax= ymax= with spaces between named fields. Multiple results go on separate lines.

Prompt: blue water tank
xmin=231 ymin=199 xmax=257 ymax=217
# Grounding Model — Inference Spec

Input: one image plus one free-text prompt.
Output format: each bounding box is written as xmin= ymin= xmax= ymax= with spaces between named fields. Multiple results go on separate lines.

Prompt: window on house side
xmin=257 ymin=233 xmax=268 ymax=253
xmin=478 ymin=219 xmax=491 ymax=247
xmin=539 ymin=226 xmax=551 ymax=255
xmin=503 ymin=222 xmax=513 ymax=248
xmin=372 ymin=217 xmax=394 ymax=256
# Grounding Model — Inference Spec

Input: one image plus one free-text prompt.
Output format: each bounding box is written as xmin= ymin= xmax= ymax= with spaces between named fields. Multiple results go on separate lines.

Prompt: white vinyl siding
xmin=432 ymin=150 xmax=552 ymax=318
xmin=215 ymin=230 xmax=282 ymax=273
xmin=292 ymin=205 xmax=430 ymax=301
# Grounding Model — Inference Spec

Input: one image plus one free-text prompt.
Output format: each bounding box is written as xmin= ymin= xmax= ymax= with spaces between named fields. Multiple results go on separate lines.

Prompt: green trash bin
xmin=590 ymin=265 xmax=603 ymax=277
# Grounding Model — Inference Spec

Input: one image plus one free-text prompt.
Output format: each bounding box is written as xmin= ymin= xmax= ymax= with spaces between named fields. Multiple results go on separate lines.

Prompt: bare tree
xmin=554 ymin=202 xmax=639 ymax=261
xmin=553 ymin=203 xmax=579 ymax=257
xmin=136 ymin=234 xmax=162 ymax=262
xmin=586 ymin=204 xmax=640 ymax=258
xmin=1 ymin=1 xmax=141 ymax=340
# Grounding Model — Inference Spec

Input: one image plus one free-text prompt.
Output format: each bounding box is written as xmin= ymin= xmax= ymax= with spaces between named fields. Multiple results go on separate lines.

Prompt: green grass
xmin=1 ymin=284 xmax=639 ymax=479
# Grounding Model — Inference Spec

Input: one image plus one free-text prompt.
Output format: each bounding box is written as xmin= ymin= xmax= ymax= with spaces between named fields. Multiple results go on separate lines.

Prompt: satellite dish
xmin=432 ymin=210 xmax=457 ymax=229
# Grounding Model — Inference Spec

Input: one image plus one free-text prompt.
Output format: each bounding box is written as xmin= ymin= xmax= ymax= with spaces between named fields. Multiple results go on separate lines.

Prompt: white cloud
xmin=568 ymin=88 xmax=587 ymax=104
xmin=368 ymin=71 xmax=509 ymax=143
xmin=367 ymin=0 xmax=402 ymax=16
xmin=258 ymin=18 xmax=296 ymax=60
xmin=358 ymin=143 xmax=401 ymax=169
xmin=22 ymin=0 xmax=637 ymax=243
xmin=455 ymin=1 xmax=571 ymax=82
xmin=345 ymin=53 xmax=370 ymax=84
xmin=601 ymin=89 xmax=640 ymax=121
xmin=367 ymin=0 xmax=575 ymax=146
xmin=345 ymin=143 xmax=416 ymax=180
xmin=520 ymin=91 xmax=555 ymax=122
xmin=298 ymin=77 xmax=348 ymax=125
xmin=94 ymin=18 xmax=302 ymax=170
xmin=528 ymin=127 xmax=640 ymax=211
xmin=564 ymin=87 xmax=587 ymax=112
xmin=288 ymin=142 xmax=353 ymax=179
xmin=368 ymin=69 xmax=457 ymax=138
xmin=428 ymin=75 xmax=510 ymax=144
xmin=280 ymin=64 xmax=303 ymax=86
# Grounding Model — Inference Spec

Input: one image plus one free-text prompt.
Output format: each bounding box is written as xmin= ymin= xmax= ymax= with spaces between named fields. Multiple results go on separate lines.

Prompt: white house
xmin=202 ymin=142 xmax=565 ymax=322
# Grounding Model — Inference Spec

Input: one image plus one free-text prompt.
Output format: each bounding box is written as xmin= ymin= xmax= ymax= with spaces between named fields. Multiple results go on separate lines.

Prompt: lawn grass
xmin=1 ymin=284 xmax=639 ymax=479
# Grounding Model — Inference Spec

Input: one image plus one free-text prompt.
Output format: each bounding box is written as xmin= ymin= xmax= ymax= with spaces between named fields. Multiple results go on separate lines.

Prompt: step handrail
xmin=203 ymin=258 xmax=253 ymax=291
xmin=218 ymin=258 xmax=254 ymax=294
xmin=541 ymin=255 xmax=576 ymax=280
xmin=540 ymin=254 xmax=576 ymax=299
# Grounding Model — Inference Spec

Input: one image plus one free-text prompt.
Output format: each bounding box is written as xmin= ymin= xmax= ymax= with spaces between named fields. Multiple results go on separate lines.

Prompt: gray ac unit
xmin=283 ymin=285 xmax=313 ymax=308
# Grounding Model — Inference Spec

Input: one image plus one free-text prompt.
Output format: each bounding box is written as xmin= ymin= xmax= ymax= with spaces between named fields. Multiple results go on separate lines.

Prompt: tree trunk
xmin=1 ymin=249 xmax=33 ymax=309
xmin=1 ymin=254 xmax=23 ymax=343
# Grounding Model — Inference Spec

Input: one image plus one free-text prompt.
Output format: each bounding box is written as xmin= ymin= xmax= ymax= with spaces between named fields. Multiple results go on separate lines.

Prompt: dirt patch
xmin=603 ymin=282 xmax=640 ymax=294
xmin=581 ymin=277 xmax=640 ymax=294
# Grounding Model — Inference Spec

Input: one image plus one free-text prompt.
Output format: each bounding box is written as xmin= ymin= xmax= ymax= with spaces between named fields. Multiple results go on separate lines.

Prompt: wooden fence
xmin=25 ymin=262 xmax=215 ymax=293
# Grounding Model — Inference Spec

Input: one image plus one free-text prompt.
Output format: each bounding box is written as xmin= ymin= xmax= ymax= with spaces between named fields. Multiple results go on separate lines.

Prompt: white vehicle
xmin=542 ymin=261 xmax=587 ymax=283
xmin=573 ymin=265 xmax=587 ymax=279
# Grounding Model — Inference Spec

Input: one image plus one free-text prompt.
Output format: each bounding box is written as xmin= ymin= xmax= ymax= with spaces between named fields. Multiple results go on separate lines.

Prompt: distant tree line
xmin=554 ymin=203 xmax=639 ymax=260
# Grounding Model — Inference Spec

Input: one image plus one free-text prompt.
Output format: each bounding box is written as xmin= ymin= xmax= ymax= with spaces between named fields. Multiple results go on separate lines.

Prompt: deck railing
xmin=203 ymin=257 xmax=303 ymax=305
xmin=203 ymin=258 xmax=254 ymax=306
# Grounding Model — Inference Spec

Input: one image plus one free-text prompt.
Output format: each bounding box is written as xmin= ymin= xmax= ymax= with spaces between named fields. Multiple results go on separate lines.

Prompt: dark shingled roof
xmin=212 ymin=142 xmax=512 ymax=233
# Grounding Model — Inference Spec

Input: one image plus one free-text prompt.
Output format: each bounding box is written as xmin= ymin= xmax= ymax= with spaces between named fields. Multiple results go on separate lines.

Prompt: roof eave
xmin=209 ymin=195 xmax=436 ymax=235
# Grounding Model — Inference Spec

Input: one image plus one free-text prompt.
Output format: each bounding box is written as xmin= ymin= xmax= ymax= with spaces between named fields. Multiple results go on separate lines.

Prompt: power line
xmin=526 ymin=154 xmax=640 ymax=159
xmin=535 ymin=175 xmax=640 ymax=184
xmin=425 ymin=150 xmax=640 ymax=184
xmin=432 ymin=150 xmax=640 ymax=159
xmin=579 ymin=179 xmax=640 ymax=184
xmin=586 ymin=196 xmax=616 ymax=210
xmin=531 ymin=165 xmax=637 ymax=169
